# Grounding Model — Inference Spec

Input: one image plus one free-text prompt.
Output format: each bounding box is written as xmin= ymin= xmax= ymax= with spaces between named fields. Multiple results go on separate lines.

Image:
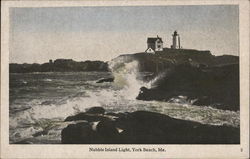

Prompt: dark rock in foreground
xmin=62 ymin=122 xmax=99 ymax=144
xmin=137 ymin=64 xmax=239 ymax=111
xmin=61 ymin=107 xmax=240 ymax=144
xmin=116 ymin=111 xmax=239 ymax=144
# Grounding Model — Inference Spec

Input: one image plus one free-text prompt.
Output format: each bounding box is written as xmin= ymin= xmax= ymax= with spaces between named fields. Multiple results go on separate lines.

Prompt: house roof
xmin=147 ymin=37 xmax=163 ymax=43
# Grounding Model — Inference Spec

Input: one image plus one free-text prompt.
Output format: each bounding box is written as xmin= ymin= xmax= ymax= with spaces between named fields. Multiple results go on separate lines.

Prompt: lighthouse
xmin=171 ymin=31 xmax=181 ymax=49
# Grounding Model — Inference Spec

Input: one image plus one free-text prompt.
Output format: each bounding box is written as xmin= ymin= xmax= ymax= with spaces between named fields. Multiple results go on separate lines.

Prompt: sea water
xmin=9 ymin=61 xmax=240 ymax=144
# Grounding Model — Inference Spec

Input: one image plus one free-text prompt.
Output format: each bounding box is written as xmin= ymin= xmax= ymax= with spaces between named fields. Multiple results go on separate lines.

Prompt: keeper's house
xmin=145 ymin=35 xmax=163 ymax=53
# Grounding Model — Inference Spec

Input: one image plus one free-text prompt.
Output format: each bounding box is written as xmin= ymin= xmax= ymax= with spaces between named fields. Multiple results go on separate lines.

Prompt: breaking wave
xmin=109 ymin=60 xmax=147 ymax=99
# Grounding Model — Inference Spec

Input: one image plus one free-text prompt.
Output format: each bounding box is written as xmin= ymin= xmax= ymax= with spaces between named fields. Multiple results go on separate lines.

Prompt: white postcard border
xmin=1 ymin=0 xmax=249 ymax=158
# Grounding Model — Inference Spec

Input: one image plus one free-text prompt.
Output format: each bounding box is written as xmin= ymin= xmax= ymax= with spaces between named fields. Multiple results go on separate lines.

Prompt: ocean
xmin=9 ymin=61 xmax=240 ymax=144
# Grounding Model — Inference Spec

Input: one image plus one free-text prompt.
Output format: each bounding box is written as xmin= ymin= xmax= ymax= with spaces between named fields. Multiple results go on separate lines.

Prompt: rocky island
xmin=110 ymin=48 xmax=239 ymax=111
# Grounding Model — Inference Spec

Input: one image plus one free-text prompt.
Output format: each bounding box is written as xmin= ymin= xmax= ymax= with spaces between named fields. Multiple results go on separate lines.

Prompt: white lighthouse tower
xmin=171 ymin=31 xmax=181 ymax=49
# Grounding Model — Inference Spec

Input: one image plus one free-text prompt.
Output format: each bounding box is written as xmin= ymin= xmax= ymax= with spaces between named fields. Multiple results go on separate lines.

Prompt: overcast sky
xmin=10 ymin=5 xmax=239 ymax=64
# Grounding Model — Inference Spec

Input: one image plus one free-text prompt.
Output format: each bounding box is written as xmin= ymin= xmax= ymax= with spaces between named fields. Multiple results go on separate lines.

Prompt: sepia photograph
xmin=1 ymin=0 xmax=249 ymax=158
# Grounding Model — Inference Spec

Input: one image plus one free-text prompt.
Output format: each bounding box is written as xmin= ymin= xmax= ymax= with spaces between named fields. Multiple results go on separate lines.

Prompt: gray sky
xmin=10 ymin=5 xmax=239 ymax=64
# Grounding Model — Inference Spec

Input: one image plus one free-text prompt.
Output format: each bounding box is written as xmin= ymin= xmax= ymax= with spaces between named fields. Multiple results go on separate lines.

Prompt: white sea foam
xmin=43 ymin=79 xmax=53 ymax=82
xmin=109 ymin=59 xmax=151 ymax=99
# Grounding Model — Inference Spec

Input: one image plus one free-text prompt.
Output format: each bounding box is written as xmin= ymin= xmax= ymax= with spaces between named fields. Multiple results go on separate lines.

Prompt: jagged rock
xmin=137 ymin=86 xmax=173 ymax=101
xmin=96 ymin=120 xmax=120 ymax=143
xmin=61 ymin=122 xmax=100 ymax=144
xmin=96 ymin=77 xmax=114 ymax=83
xmin=61 ymin=120 xmax=120 ymax=144
xmin=85 ymin=107 xmax=105 ymax=114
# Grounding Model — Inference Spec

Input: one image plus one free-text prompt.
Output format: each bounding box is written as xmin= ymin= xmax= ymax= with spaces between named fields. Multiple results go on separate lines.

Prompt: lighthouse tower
xmin=171 ymin=31 xmax=181 ymax=49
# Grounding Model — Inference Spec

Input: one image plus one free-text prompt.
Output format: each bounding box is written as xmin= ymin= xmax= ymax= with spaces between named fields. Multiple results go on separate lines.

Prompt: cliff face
xmin=10 ymin=59 xmax=109 ymax=73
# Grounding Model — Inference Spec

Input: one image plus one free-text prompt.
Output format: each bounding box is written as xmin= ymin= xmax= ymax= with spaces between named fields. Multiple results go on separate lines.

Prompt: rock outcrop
xmin=85 ymin=107 xmax=106 ymax=114
xmin=137 ymin=64 xmax=239 ymax=111
xmin=61 ymin=107 xmax=240 ymax=144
